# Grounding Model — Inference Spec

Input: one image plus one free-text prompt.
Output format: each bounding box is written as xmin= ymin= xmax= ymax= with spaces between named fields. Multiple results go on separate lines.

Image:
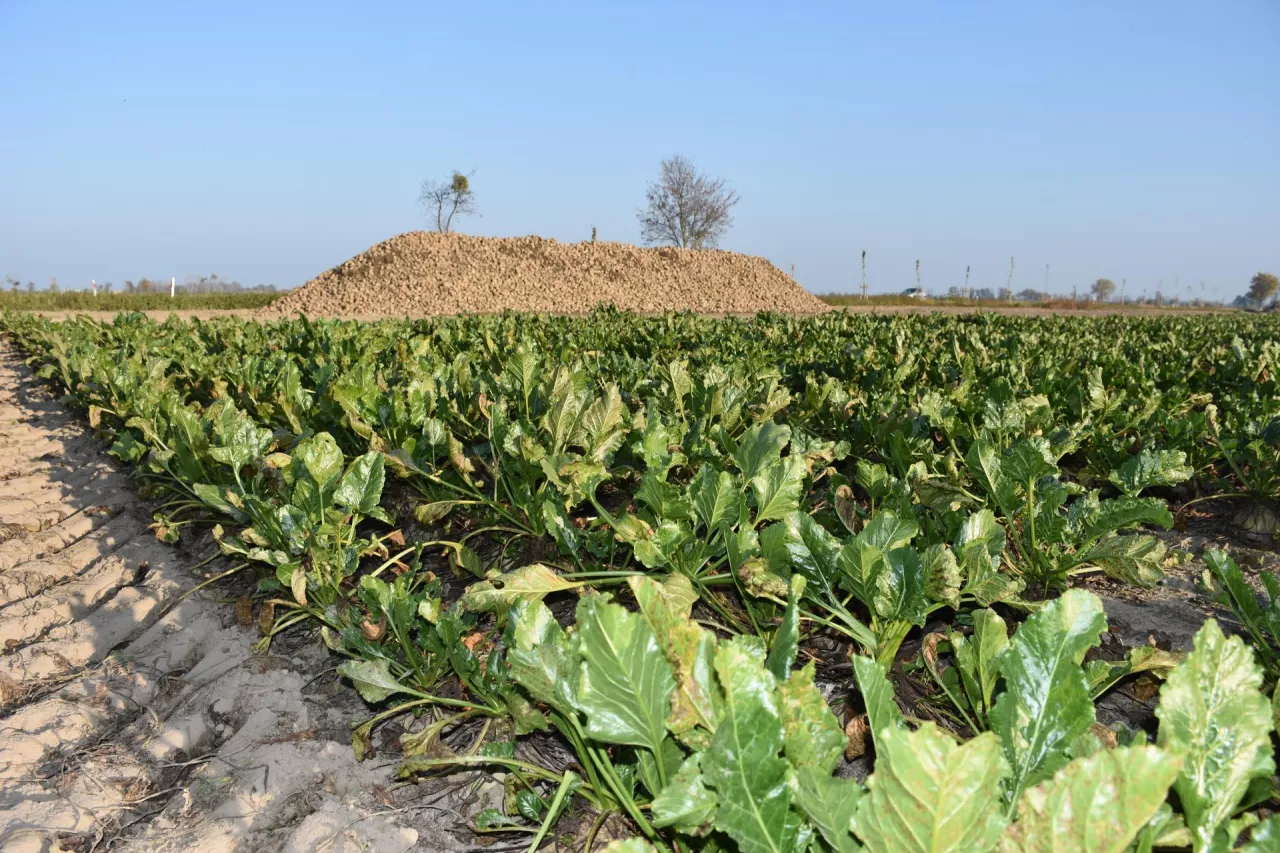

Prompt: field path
xmin=0 ymin=344 xmax=478 ymax=852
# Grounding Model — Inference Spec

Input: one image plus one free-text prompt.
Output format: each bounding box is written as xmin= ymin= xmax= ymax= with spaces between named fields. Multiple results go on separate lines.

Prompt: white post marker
xmin=91 ymin=279 xmax=98 ymax=297
xmin=170 ymin=277 xmax=176 ymax=298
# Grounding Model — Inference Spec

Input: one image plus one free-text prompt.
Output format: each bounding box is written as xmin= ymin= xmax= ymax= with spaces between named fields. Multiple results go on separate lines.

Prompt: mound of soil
xmin=265 ymin=232 xmax=829 ymax=317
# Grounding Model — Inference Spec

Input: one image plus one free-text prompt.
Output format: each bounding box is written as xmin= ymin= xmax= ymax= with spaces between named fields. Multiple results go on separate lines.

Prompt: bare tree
xmin=1091 ymin=278 xmax=1117 ymax=301
xmin=637 ymin=155 xmax=739 ymax=249
xmin=418 ymin=170 xmax=477 ymax=234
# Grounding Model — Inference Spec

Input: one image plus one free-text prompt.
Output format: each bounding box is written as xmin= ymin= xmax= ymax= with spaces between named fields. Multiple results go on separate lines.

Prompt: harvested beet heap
xmin=264 ymin=231 xmax=829 ymax=317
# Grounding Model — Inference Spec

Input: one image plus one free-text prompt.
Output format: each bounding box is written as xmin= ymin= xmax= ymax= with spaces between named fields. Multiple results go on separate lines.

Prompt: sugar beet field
xmin=1 ymin=307 xmax=1279 ymax=853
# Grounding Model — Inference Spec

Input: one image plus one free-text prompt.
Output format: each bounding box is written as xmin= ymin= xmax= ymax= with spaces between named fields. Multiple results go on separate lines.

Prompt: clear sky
xmin=2 ymin=1 xmax=1277 ymax=301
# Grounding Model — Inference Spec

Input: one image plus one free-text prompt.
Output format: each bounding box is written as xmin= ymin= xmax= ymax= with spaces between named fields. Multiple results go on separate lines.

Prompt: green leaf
xmin=872 ymin=545 xmax=928 ymax=625
xmin=505 ymin=600 xmax=580 ymax=715
xmin=1108 ymin=449 xmax=1194 ymax=497
xmin=840 ymin=510 xmax=919 ymax=601
xmin=777 ymin=661 xmax=843 ymax=774
xmin=1069 ymin=495 xmax=1174 ymax=544
xmin=966 ymin=440 xmax=1019 ymax=516
xmin=766 ymin=574 xmax=805 ymax=681
xmin=956 ymin=509 xmax=1021 ymax=605
xmin=793 ymin=768 xmax=863 ymax=853
xmin=851 ymin=654 xmax=904 ymax=754
xmin=337 ymin=659 xmax=419 ymax=704
xmin=751 ymin=455 xmax=809 ymax=524
xmin=460 ymin=564 xmax=584 ymax=613
xmin=334 ymin=451 xmax=385 ymax=514
xmin=1242 ymin=816 xmax=1280 ymax=853
xmin=921 ymin=543 xmax=961 ymax=608
xmin=630 ymin=574 xmax=722 ymax=747
xmin=1156 ymin=619 xmax=1275 ymax=853
xmin=1000 ymin=745 xmax=1183 ymax=853
xmin=652 ymin=753 xmax=717 ymax=834
xmin=1003 ymin=439 xmax=1056 ymax=486
xmin=636 ymin=471 xmax=695 ymax=521
xmin=854 ymin=725 xmax=1009 ymax=853
xmin=295 ymin=431 xmax=344 ymax=490
xmin=990 ymin=589 xmax=1107 ymax=801
xmin=692 ymin=464 xmax=743 ymax=532
xmin=952 ymin=607 xmax=1008 ymax=722
xmin=576 ymin=595 xmax=676 ymax=761
xmin=702 ymin=637 xmax=811 ymax=853
xmin=1080 ymin=534 xmax=1167 ymax=587
xmin=734 ymin=421 xmax=791 ymax=482
xmin=781 ymin=511 xmax=844 ymax=607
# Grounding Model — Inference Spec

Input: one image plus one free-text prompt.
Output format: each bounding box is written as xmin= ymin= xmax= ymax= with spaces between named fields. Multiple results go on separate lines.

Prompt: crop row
xmin=2 ymin=308 xmax=1278 ymax=851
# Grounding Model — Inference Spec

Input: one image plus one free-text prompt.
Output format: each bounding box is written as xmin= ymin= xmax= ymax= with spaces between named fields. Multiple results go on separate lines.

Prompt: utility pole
xmin=1120 ymin=278 xmax=1127 ymax=304
xmin=170 ymin=277 xmax=176 ymax=299
xmin=1072 ymin=285 xmax=1077 ymax=308
xmin=90 ymin=279 xmax=97 ymax=298
xmin=915 ymin=259 xmax=921 ymax=292
xmin=1007 ymin=257 xmax=1015 ymax=301
xmin=964 ymin=265 xmax=971 ymax=299
xmin=1045 ymin=263 xmax=1050 ymax=295
xmin=860 ymin=250 xmax=868 ymax=300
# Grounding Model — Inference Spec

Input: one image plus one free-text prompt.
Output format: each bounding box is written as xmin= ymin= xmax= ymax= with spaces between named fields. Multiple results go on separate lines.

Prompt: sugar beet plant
xmin=2 ymin=307 xmax=1278 ymax=849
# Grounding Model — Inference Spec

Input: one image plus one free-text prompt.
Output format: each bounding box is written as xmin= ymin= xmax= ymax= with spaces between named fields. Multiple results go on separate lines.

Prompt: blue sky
xmin=1 ymin=1 xmax=1277 ymax=301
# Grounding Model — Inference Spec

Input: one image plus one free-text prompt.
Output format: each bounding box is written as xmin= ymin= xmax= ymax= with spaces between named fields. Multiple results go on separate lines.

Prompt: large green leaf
xmin=576 ymin=595 xmax=676 ymax=763
xmin=955 ymin=509 xmax=1021 ymax=605
xmin=631 ymin=574 xmax=722 ymax=747
xmin=1157 ymin=619 xmax=1275 ymax=853
xmin=734 ymin=421 xmax=792 ymax=482
xmin=794 ymin=769 xmax=862 ymax=853
xmin=777 ymin=661 xmax=843 ymax=774
xmin=752 ymin=455 xmax=809 ymax=524
xmin=854 ymin=725 xmax=1009 ymax=853
xmin=1108 ymin=449 xmax=1193 ymax=497
xmin=871 ymin=545 xmax=928 ymax=625
xmin=1242 ymin=816 xmax=1280 ymax=853
xmin=990 ymin=589 xmax=1106 ymax=801
xmin=506 ymin=600 xmax=580 ymax=715
xmin=336 ymin=659 xmax=418 ymax=704
xmin=1000 ymin=745 xmax=1182 ymax=853
xmin=692 ymin=464 xmax=743 ymax=532
xmin=839 ymin=510 xmax=920 ymax=602
xmin=295 ymin=431 xmax=344 ymax=490
xmin=702 ymin=637 xmax=811 ymax=853
xmin=781 ymin=511 xmax=844 ymax=606
xmin=333 ymin=451 xmax=386 ymax=514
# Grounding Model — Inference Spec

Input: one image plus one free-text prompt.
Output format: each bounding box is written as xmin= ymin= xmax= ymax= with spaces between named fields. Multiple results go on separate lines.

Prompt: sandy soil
xmin=0 ymin=345 xmax=497 ymax=853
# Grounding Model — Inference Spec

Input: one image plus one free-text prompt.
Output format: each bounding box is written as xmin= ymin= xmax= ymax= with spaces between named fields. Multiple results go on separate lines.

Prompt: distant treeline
xmin=0 ymin=290 xmax=286 ymax=311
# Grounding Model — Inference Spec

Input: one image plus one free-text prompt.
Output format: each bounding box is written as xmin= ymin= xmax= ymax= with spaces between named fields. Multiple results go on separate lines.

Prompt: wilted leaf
xmin=460 ymin=564 xmax=583 ymax=612
xmin=337 ymin=659 xmax=418 ymax=704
